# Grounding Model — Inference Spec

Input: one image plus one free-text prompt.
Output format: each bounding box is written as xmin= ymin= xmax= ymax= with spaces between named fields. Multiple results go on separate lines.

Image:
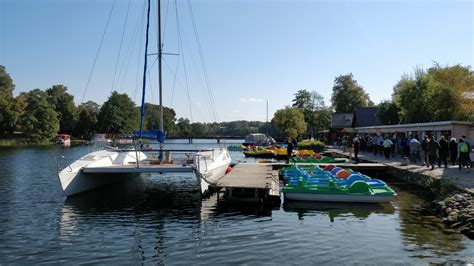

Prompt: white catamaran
xmin=58 ymin=0 xmax=231 ymax=197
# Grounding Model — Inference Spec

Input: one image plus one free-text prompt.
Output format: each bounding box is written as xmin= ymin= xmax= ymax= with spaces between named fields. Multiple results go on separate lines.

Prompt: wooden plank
xmin=217 ymin=163 xmax=276 ymax=189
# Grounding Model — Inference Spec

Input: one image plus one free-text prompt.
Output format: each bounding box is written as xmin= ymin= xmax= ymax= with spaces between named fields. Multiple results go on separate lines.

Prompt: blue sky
xmin=1 ymin=0 xmax=473 ymax=123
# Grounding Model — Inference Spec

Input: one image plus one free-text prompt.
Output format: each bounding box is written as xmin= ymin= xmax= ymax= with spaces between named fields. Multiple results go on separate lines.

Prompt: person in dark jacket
xmin=438 ymin=135 xmax=449 ymax=168
xmin=448 ymin=138 xmax=458 ymax=166
xmin=420 ymin=135 xmax=429 ymax=166
xmin=426 ymin=135 xmax=440 ymax=170
xmin=286 ymin=137 xmax=294 ymax=164
xmin=353 ymin=136 xmax=360 ymax=164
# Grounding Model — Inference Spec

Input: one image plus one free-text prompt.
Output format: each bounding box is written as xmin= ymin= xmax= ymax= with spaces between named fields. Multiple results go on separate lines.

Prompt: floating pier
xmin=216 ymin=163 xmax=280 ymax=201
xmin=215 ymin=162 xmax=388 ymax=202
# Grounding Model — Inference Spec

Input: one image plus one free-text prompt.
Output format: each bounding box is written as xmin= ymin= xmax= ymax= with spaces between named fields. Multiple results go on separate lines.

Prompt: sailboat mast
xmin=139 ymin=0 xmax=152 ymax=139
xmin=158 ymin=0 xmax=164 ymax=135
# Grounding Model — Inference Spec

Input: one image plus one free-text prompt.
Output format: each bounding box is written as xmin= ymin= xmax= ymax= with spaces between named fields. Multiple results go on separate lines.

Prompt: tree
xmin=377 ymin=100 xmax=400 ymax=125
xmin=19 ymin=89 xmax=59 ymax=141
xmin=292 ymin=89 xmax=326 ymax=138
xmin=73 ymin=101 xmax=100 ymax=140
xmin=392 ymin=64 xmax=474 ymax=123
xmin=331 ymin=73 xmax=371 ymax=113
xmin=190 ymin=123 xmax=209 ymax=138
xmin=97 ymin=91 xmax=139 ymax=134
xmin=272 ymin=107 xmax=306 ymax=138
xmin=0 ymin=65 xmax=19 ymax=135
xmin=46 ymin=85 xmax=77 ymax=133
xmin=144 ymin=103 xmax=177 ymax=137
xmin=176 ymin=117 xmax=191 ymax=137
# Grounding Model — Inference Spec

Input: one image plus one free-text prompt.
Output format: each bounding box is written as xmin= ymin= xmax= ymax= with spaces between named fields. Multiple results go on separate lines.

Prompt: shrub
xmin=297 ymin=140 xmax=326 ymax=152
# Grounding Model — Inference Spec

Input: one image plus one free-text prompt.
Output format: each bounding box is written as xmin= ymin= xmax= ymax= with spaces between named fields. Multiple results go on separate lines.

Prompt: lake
xmin=0 ymin=139 xmax=473 ymax=264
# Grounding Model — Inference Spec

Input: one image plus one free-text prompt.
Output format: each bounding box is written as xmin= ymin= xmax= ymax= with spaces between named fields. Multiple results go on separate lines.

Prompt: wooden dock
xmin=216 ymin=163 xmax=280 ymax=200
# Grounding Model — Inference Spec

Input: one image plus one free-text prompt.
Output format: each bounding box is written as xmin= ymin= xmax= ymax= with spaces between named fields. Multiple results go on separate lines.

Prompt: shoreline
xmin=328 ymin=146 xmax=474 ymax=239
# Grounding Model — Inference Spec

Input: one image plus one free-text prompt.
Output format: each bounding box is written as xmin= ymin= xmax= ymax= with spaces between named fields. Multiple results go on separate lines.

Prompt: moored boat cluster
xmin=431 ymin=192 xmax=474 ymax=239
xmin=281 ymin=164 xmax=397 ymax=203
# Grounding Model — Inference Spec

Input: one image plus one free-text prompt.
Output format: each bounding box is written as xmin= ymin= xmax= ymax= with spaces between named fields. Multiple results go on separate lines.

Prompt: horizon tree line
xmin=1 ymin=64 xmax=473 ymax=142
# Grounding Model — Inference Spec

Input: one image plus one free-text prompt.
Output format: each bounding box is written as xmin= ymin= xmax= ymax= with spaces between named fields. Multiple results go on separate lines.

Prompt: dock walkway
xmin=217 ymin=163 xmax=280 ymax=198
xmin=327 ymin=147 xmax=474 ymax=193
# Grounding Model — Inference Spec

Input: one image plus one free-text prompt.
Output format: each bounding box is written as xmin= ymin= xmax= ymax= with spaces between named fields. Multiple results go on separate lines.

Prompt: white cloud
xmin=239 ymin=97 xmax=264 ymax=103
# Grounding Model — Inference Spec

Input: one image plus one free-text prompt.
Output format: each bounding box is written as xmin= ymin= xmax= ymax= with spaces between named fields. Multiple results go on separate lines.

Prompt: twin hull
xmin=58 ymin=148 xmax=231 ymax=197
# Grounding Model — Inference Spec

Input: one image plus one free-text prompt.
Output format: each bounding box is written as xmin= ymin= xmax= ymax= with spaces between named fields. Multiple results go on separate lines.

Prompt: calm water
xmin=0 ymin=139 xmax=473 ymax=264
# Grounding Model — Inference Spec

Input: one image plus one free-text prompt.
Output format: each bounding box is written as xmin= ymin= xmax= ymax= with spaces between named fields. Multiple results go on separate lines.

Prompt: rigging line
xmin=163 ymin=55 xmax=180 ymax=107
xmin=133 ymin=1 xmax=147 ymax=102
xmin=175 ymin=0 xmax=193 ymax=123
xmin=162 ymin=57 xmax=180 ymax=107
xmin=80 ymin=0 xmax=117 ymax=105
xmin=111 ymin=0 xmax=145 ymax=94
xmin=147 ymin=56 xmax=159 ymax=106
xmin=111 ymin=0 xmax=132 ymax=93
xmin=187 ymin=0 xmax=219 ymax=123
xmin=161 ymin=0 xmax=171 ymax=51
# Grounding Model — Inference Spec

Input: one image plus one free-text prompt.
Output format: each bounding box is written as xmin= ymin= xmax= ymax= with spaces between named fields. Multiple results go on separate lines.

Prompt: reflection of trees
xmin=283 ymin=201 xmax=395 ymax=222
xmin=396 ymin=187 xmax=465 ymax=254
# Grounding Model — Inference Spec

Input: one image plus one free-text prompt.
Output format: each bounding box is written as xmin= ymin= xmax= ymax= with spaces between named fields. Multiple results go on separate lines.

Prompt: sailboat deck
xmin=82 ymin=163 xmax=195 ymax=174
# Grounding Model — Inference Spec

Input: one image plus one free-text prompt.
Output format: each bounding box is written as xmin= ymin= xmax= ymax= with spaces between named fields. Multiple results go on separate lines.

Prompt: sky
xmin=1 ymin=0 xmax=473 ymax=123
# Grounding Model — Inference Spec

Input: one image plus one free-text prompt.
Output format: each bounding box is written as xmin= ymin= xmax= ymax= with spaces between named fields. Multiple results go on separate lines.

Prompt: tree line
xmin=272 ymin=64 xmax=474 ymax=139
xmin=1 ymin=63 xmax=472 ymax=142
xmin=0 ymin=65 xmax=285 ymax=142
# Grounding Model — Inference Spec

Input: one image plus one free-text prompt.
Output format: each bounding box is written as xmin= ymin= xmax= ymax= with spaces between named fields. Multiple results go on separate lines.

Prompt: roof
xmin=355 ymin=120 xmax=474 ymax=130
xmin=352 ymin=107 xmax=379 ymax=128
xmin=331 ymin=113 xmax=353 ymax=129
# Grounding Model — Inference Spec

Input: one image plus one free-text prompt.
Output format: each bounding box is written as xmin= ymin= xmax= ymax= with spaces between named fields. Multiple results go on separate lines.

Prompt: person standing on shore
xmin=383 ymin=137 xmax=393 ymax=159
xmin=353 ymin=136 xmax=360 ymax=164
xmin=286 ymin=137 xmax=294 ymax=164
xmin=427 ymin=135 xmax=440 ymax=170
xmin=408 ymin=137 xmax=421 ymax=164
xmin=420 ymin=135 xmax=429 ymax=166
xmin=372 ymin=135 xmax=379 ymax=156
xmin=449 ymin=138 xmax=458 ymax=166
xmin=438 ymin=135 xmax=448 ymax=168
xmin=458 ymin=138 xmax=471 ymax=173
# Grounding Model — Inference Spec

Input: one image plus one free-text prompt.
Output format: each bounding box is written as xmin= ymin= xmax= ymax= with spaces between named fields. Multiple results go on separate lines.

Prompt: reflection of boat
xmin=58 ymin=0 xmax=230 ymax=197
xmin=283 ymin=200 xmax=395 ymax=221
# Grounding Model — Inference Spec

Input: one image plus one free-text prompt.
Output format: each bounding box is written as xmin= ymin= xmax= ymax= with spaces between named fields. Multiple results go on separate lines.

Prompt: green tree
xmin=392 ymin=64 xmax=474 ymax=123
xmin=19 ymin=89 xmax=59 ymax=141
xmin=46 ymin=85 xmax=77 ymax=133
xmin=272 ymin=107 xmax=306 ymax=138
xmin=176 ymin=117 xmax=191 ymax=137
xmin=331 ymin=73 xmax=371 ymax=113
xmin=190 ymin=122 xmax=209 ymax=138
xmin=0 ymin=65 xmax=19 ymax=135
xmin=97 ymin=91 xmax=139 ymax=134
xmin=144 ymin=103 xmax=177 ymax=137
xmin=292 ymin=89 xmax=326 ymax=138
xmin=73 ymin=101 xmax=100 ymax=140
xmin=377 ymin=100 xmax=400 ymax=125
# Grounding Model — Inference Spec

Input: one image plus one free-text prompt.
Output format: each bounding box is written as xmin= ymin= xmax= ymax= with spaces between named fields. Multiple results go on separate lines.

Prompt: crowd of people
xmin=338 ymin=134 xmax=472 ymax=173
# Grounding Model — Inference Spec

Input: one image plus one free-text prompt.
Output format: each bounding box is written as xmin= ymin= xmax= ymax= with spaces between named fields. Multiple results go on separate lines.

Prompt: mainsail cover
xmin=132 ymin=130 xmax=166 ymax=143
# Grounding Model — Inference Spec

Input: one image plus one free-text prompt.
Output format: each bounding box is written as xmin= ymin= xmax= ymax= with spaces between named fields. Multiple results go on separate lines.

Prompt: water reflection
xmin=395 ymin=185 xmax=467 ymax=260
xmin=283 ymin=200 xmax=395 ymax=222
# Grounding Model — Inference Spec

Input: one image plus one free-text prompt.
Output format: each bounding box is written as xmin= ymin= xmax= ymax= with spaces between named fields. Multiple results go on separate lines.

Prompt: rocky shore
xmin=431 ymin=192 xmax=474 ymax=239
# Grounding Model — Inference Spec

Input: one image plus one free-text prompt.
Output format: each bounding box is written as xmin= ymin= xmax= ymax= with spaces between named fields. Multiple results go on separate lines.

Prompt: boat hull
xmin=58 ymin=149 xmax=147 ymax=197
xmin=196 ymin=148 xmax=231 ymax=194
